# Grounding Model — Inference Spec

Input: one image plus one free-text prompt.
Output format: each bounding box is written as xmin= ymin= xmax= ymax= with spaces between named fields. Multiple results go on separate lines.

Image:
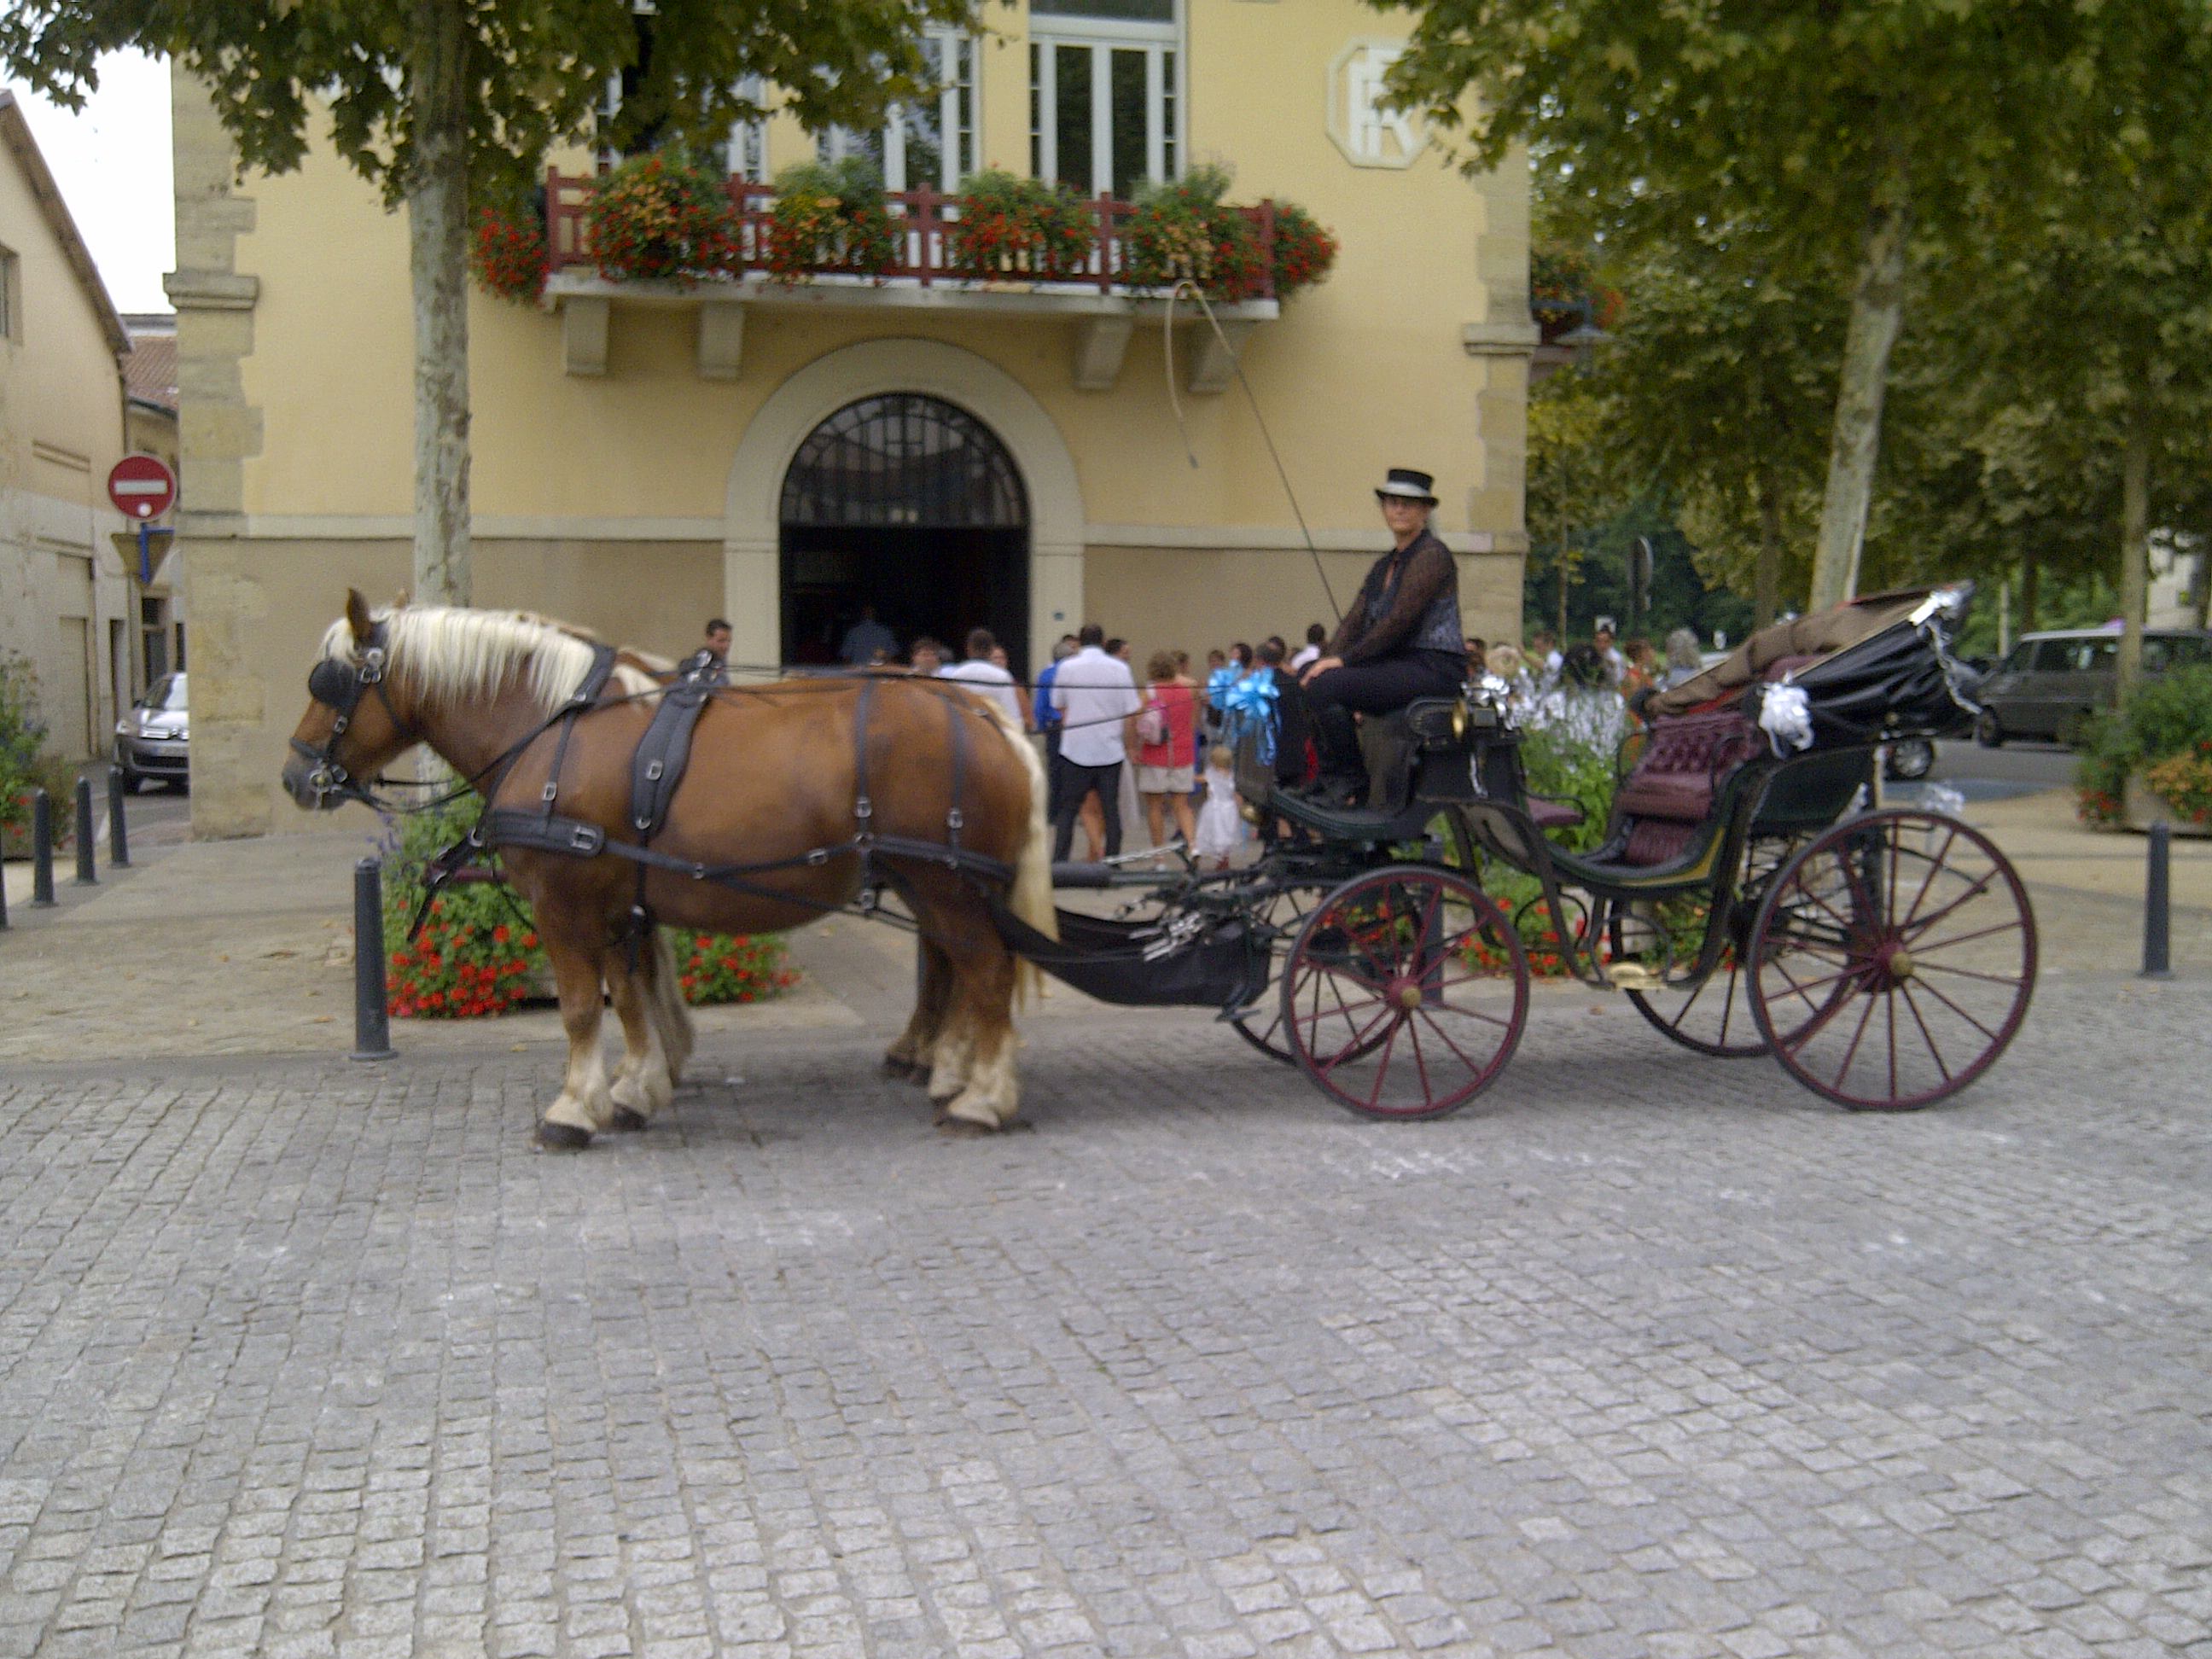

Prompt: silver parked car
xmin=114 ymin=672 xmax=189 ymax=792
xmin=1974 ymin=627 xmax=2212 ymax=746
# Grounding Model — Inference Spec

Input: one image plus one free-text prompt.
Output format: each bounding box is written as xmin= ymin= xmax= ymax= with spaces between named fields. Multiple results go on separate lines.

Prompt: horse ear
xmin=346 ymin=589 xmax=374 ymax=642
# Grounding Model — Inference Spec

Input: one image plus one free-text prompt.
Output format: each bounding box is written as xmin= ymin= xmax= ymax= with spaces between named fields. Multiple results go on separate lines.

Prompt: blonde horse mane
xmin=317 ymin=604 xmax=664 ymax=710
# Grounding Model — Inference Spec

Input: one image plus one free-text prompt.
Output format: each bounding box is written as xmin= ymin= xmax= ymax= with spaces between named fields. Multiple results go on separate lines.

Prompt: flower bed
xmin=2077 ymin=664 xmax=2212 ymax=830
xmin=585 ymin=150 xmax=738 ymax=285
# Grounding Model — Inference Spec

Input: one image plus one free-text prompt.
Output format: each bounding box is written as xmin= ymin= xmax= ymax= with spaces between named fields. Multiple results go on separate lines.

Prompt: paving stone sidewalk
xmin=2 ymin=973 xmax=2210 ymax=1659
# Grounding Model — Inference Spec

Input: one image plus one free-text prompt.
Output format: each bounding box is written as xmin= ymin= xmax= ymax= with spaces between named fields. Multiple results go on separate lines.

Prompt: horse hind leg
xmin=907 ymin=893 xmax=1020 ymax=1133
xmin=604 ymin=947 xmax=674 ymax=1132
xmin=939 ymin=943 xmax=1020 ymax=1133
xmin=885 ymin=937 xmax=952 ymax=1084
xmin=537 ymin=924 xmax=618 ymax=1150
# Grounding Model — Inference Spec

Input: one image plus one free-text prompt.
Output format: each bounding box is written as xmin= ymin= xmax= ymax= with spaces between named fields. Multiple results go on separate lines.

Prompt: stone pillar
xmin=165 ymin=67 xmax=268 ymax=837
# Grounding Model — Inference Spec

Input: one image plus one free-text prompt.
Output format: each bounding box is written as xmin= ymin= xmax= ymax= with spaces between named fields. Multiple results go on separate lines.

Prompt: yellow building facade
xmin=0 ymin=91 xmax=135 ymax=764
xmin=171 ymin=0 xmax=1535 ymax=837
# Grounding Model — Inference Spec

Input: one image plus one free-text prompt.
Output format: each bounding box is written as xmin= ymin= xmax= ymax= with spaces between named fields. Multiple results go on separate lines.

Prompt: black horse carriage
xmin=1022 ymin=585 xmax=2036 ymax=1118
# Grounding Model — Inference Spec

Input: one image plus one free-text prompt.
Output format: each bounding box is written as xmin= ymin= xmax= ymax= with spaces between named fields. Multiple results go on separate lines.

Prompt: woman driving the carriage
xmin=1295 ymin=467 xmax=1469 ymax=808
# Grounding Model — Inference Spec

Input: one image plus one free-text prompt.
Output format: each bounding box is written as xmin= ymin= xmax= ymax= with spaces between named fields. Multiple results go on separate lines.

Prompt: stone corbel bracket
xmin=1461 ymin=318 xmax=1540 ymax=359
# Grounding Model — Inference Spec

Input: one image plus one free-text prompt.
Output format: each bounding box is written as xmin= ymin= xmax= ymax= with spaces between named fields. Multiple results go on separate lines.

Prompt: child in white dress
xmin=1194 ymin=744 xmax=1244 ymax=869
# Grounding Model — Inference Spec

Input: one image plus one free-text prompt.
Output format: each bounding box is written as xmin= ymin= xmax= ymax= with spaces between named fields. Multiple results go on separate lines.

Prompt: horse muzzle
xmin=282 ymin=742 xmax=351 ymax=812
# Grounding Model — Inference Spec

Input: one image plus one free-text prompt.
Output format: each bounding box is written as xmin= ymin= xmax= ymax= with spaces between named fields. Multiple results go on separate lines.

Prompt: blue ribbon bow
xmin=1221 ymin=672 xmax=1280 ymax=765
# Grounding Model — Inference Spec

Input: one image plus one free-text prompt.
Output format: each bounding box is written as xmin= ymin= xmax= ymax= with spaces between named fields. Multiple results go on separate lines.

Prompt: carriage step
xmin=1602 ymin=962 xmax=1666 ymax=992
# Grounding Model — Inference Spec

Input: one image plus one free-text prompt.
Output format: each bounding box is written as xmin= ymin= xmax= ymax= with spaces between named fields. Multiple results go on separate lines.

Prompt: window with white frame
xmin=819 ymin=30 xmax=977 ymax=193
xmin=1028 ymin=0 xmax=1180 ymax=199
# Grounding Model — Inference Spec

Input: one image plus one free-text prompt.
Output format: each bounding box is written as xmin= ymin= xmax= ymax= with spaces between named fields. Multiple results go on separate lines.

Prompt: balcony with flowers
xmin=474 ymin=153 xmax=1338 ymax=390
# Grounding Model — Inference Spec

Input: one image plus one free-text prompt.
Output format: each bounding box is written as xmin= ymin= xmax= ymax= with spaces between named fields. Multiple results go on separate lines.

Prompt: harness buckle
xmin=946 ymin=807 xmax=964 ymax=831
xmin=646 ymin=760 xmax=664 ymax=782
xmin=692 ymin=863 xmax=707 ymax=881
xmin=358 ymin=647 xmax=386 ymax=685
xmin=569 ymin=824 xmax=602 ymax=853
xmin=542 ymin=781 xmax=560 ymax=803
xmin=806 ymin=848 xmax=830 ymax=866
xmin=853 ymin=795 xmax=873 ymax=822
xmin=331 ymin=714 xmax=349 ymax=736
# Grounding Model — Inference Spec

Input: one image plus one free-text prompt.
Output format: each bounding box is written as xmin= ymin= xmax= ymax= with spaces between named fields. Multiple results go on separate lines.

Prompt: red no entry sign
xmin=107 ymin=453 xmax=178 ymax=521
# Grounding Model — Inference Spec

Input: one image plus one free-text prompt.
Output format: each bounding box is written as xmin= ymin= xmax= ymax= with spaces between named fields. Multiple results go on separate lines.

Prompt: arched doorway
xmin=779 ymin=393 xmax=1030 ymax=672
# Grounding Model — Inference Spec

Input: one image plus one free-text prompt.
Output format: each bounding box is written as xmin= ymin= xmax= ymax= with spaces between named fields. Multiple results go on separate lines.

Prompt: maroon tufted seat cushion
xmin=1612 ymin=710 xmax=1761 ymax=864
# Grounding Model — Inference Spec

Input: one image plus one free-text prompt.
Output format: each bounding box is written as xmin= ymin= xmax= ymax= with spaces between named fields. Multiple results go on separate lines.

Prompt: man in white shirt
xmin=937 ymin=627 xmax=1025 ymax=727
xmin=1049 ymin=623 xmax=1141 ymax=860
xmin=1289 ymin=622 xmax=1325 ymax=672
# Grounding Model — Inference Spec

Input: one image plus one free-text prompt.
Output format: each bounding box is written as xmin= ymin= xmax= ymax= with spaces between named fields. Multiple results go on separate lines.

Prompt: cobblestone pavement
xmin=3 ymin=975 xmax=2210 ymax=1659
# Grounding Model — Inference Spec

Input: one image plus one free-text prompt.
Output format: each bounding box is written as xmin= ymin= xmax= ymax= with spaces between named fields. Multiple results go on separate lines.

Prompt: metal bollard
xmin=108 ymin=765 xmax=130 ymax=868
xmin=2141 ymin=821 xmax=2173 ymax=981
xmin=31 ymin=789 xmax=55 ymax=906
xmin=73 ymin=777 xmax=97 ymax=886
xmin=351 ymin=857 xmax=395 ymax=1060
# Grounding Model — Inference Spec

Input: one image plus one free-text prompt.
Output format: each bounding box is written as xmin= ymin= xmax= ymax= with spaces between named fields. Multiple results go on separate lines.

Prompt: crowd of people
xmin=694 ymin=605 xmax=1716 ymax=871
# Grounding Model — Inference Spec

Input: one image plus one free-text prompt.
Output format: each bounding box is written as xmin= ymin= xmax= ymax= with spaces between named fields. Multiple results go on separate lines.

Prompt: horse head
xmin=282 ymin=589 xmax=424 ymax=811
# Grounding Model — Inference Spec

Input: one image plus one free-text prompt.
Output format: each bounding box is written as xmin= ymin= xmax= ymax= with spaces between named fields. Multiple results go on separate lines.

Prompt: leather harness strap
xmin=474 ymin=672 xmax=1013 ymax=945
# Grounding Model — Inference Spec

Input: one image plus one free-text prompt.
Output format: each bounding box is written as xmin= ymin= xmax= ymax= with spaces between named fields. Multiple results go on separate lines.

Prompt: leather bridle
xmin=292 ymin=624 xmax=422 ymax=808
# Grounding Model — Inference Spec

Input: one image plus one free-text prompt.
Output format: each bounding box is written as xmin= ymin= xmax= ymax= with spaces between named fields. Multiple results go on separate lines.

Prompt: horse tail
xmin=975 ymin=698 xmax=1057 ymax=1004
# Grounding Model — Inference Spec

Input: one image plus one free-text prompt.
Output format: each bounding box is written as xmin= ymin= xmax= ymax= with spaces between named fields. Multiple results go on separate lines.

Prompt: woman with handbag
xmin=1136 ymin=649 xmax=1200 ymax=857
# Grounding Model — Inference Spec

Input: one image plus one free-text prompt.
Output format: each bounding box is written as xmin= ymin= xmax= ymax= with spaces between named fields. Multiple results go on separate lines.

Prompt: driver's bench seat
xmin=1240 ymin=696 xmax=1483 ymax=841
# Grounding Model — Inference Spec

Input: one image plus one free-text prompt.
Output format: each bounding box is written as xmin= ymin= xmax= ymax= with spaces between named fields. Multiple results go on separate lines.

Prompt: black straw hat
xmin=1376 ymin=467 xmax=1439 ymax=504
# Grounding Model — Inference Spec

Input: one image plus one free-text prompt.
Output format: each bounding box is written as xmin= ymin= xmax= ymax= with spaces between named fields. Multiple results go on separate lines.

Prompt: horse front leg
xmin=604 ymin=945 xmax=673 ymax=1132
xmin=536 ymin=923 xmax=618 ymax=1151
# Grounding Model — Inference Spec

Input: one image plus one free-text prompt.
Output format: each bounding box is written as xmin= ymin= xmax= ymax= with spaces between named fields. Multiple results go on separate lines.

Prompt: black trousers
xmin=1053 ymin=760 xmax=1124 ymax=861
xmin=1302 ymin=650 xmax=1466 ymax=783
xmin=1043 ymin=726 xmax=1066 ymax=821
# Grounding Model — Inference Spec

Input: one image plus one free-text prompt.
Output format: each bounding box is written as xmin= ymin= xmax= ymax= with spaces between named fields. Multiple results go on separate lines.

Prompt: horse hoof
xmin=536 ymin=1121 xmax=593 ymax=1152
xmin=609 ymin=1107 xmax=649 ymax=1132
xmin=936 ymin=1116 xmax=997 ymax=1138
xmin=881 ymin=1055 xmax=917 ymax=1080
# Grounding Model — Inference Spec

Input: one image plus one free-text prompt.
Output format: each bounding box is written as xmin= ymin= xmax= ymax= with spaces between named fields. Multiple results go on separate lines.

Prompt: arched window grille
xmin=781 ymin=394 xmax=1027 ymax=528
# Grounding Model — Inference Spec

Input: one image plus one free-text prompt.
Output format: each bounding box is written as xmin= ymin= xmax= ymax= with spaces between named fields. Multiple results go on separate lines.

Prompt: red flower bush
xmin=675 ymin=932 xmax=800 ymax=1005
xmin=947 ymin=171 xmax=1093 ymax=281
xmin=764 ymin=158 xmax=895 ymax=284
xmin=471 ymin=205 xmax=550 ymax=302
xmin=1268 ymin=202 xmax=1338 ymax=299
xmin=1122 ymin=166 xmax=1262 ymax=300
xmin=585 ymin=150 xmax=738 ymax=286
xmin=387 ymin=896 xmax=537 ymax=1019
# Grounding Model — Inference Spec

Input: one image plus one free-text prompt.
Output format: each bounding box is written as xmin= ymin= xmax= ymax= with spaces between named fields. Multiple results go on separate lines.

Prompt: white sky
xmin=9 ymin=51 xmax=176 ymax=315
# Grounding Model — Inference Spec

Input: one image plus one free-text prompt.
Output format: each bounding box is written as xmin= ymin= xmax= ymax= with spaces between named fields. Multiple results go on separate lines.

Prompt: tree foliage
xmin=2 ymin=0 xmax=979 ymax=205
xmin=1376 ymin=0 xmax=2116 ymax=609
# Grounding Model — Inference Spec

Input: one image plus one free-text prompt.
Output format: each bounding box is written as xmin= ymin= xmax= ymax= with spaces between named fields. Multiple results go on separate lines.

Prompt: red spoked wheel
xmin=1280 ymin=865 xmax=1530 ymax=1120
xmin=1748 ymin=810 xmax=2037 ymax=1110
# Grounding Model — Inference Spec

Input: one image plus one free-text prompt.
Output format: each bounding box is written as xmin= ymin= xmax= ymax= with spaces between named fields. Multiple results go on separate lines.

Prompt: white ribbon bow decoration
xmin=1758 ymin=682 xmax=1815 ymax=756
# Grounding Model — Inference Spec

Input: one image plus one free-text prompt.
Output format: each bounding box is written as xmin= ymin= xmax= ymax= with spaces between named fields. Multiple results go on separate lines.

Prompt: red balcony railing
xmin=545 ymin=170 xmax=1278 ymax=301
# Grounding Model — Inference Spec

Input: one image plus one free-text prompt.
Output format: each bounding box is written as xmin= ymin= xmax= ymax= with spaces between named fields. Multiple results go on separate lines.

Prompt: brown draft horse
xmin=282 ymin=592 xmax=1057 ymax=1148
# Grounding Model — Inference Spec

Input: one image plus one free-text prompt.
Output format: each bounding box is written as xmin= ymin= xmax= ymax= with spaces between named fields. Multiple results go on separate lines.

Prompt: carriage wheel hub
xmin=1394 ymin=981 xmax=1425 ymax=1010
xmin=1881 ymin=943 xmax=1916 ymax=982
